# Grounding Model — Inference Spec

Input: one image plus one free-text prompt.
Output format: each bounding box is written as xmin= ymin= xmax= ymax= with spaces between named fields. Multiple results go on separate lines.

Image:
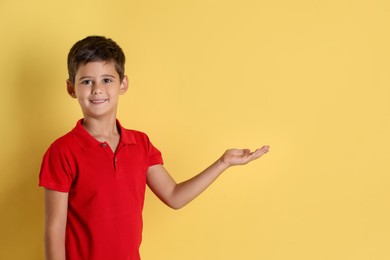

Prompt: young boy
xmin=39 ymin=36 xmax=270 ymax=260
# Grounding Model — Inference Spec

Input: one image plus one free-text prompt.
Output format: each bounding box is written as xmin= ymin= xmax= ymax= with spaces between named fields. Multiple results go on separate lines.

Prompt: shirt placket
xmin=100 ymin=142 xmax=117 ymax=172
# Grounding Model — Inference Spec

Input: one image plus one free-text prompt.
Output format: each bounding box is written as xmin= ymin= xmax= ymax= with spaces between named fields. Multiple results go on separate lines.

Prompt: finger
xmin=251 ymin=146 xmax=270 ymax=159
xmin=260 ymin=145 xmax=270 ymax=154
xmin=242 ymin=149 xmax=251 ymax=156
xmin=242 ymin=150 xmax=260 ymax=161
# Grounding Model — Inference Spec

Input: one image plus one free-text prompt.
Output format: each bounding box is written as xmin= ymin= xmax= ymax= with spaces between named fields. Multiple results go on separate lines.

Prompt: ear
xmin=120 ymin=75 xmax=129 ymax=95
xmin=66 ymin=79 xmax=77 ymax=98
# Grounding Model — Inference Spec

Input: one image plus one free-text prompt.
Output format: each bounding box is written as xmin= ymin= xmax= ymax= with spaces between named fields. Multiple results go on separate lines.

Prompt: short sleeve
xmin=39 ymin=143 xmax=73 ymax=192
xmin=146 ymin=136 xmax=163 ymax=167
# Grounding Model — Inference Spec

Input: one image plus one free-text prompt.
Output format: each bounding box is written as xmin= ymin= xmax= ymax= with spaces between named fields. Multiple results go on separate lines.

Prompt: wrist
xmin=216 ymin=156 xmax=231 ymax=171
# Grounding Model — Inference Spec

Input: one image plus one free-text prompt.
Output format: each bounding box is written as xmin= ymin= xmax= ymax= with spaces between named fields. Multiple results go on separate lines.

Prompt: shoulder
xmin=45 ymin=125 xmax=80 ymax=155
xmin=119 ymin=126 xmax=162 ymax=155
xmin=117 ymin=120 xmax=153 ymax=143
xmin=121 ymin=128 xmax=153 ymax=144
xmin=42 ymin=132 xmax=74 ymax=159
xmin=124 ymin=128 xmax=148 ymax=138
xmin=51 ymin=131 xmax=75 ymax=146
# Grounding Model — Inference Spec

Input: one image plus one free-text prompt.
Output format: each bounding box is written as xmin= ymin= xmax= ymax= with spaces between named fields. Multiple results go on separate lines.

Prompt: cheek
xmin=75 ymin=92 xmax=89 ymax=104
xmin=75 ymin=89 xmax=89 ymax=98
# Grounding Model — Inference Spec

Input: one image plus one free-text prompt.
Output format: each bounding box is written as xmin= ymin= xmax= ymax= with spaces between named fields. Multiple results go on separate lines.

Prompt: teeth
xmin=91 ymin=99 xmax=107 ymax=104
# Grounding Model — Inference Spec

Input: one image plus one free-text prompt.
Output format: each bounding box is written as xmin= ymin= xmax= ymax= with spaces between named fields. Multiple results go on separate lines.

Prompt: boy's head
xmin=67 ymin=36 xmax=125 ymax=84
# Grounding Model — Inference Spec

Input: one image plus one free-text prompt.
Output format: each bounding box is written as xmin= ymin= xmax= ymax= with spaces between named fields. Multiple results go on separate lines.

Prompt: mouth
xmin=90 ymin=99 xmax=108 ymax=104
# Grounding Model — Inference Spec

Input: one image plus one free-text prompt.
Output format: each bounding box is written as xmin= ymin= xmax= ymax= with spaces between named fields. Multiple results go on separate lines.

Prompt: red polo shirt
xmin=39 ymin=119 xmax=163 ymax=260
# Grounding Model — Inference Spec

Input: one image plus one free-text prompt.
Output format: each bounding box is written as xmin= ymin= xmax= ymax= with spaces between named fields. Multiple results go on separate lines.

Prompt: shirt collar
xmin=71 ymin=119 xmax=136 ymax=151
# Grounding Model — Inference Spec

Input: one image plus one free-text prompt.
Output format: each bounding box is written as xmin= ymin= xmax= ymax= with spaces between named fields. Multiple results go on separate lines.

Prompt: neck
xmin=82 ymin=116 xmax=119 ymax=141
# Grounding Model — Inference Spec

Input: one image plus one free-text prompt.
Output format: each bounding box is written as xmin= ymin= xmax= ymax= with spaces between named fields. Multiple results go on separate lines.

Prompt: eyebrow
xmin=102 ymin=74 xmax=116 ymax=78
xmin=78 ymin=74 xmax=116 ymax=81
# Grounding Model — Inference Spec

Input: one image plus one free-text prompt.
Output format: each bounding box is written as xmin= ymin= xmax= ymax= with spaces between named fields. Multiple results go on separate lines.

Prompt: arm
xmin=44 ymin=188 xmax=68 ymax=260
xmin=146 ymin=146 xmax=270 ymax=209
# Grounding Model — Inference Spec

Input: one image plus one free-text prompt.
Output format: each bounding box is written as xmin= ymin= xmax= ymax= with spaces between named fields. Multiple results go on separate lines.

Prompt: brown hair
xmin=67 ymin=36 xmax=125 ymax=84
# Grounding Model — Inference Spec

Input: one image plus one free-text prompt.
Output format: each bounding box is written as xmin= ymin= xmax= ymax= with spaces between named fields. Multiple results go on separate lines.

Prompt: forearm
xmin=44 ymin=228 xmax=66 ymax=260
xmin=169 ymin=147 xmax=270 ymax=208
xmin=44 ymin=189 xmax=68 ymax=260
xmin=171 ymin=159 xmax=229 ymax=209
xmin=147 ymin=147 xmax=269 ymax=210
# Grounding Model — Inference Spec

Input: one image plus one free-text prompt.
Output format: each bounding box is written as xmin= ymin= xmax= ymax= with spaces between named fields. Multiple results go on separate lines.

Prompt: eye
xmin=102 ymin=78 xmax=113 ymax=84
xmin=81 ymin=79 xmax=93 ymax=85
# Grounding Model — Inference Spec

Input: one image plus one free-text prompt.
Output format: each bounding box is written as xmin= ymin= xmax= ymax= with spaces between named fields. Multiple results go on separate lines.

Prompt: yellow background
xmin=1 ymin=0 xmax=389 ymax=259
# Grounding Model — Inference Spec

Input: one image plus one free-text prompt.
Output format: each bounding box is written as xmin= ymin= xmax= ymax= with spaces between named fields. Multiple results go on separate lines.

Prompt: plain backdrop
xmin=1 ymin=0 xmax=389 ymax=259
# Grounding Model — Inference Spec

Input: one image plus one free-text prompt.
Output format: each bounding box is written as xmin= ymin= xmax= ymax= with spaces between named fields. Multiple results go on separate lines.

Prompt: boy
xmin=39 ymin=36 xmax=270 ymax=260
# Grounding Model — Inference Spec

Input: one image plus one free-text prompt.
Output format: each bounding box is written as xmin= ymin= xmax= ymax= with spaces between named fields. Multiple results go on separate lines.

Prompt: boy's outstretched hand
xmin=147 ymin=145 xmax=270 ymax=209
xmin=219 ymin=146 xmax=270 ymax=167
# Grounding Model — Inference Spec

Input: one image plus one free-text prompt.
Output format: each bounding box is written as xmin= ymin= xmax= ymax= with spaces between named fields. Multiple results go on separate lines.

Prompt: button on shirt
xmin=39 ymin=119 xmax=163 ymax=260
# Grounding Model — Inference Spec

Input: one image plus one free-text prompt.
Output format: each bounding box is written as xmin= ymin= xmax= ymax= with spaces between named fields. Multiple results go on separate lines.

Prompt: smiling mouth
xmin=90 ymin=99 xmax=108 ymax=104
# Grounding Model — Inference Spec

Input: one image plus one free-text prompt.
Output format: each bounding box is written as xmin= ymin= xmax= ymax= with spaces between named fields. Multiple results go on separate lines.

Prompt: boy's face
xmin=67 ymin=61 xmax=128 ymax=119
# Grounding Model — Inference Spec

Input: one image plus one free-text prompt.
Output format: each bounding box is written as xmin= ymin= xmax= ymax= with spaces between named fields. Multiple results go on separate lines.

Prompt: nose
xmin=91 ymin=82 xmax=103 ymax=95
